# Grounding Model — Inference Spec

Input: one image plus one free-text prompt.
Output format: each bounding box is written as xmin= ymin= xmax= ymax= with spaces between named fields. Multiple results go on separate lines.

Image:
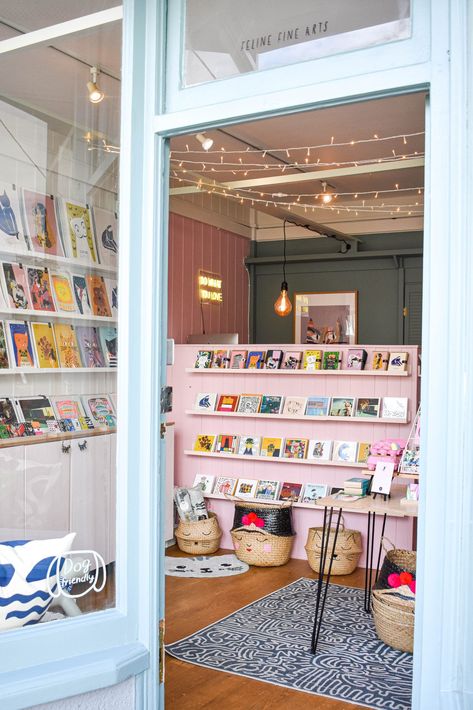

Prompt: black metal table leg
xmin=375 ymin=514 xmax=387 ymax=585
xmin=310 ymin=506 xmax=342 ymax=655
xmin=364 ymin=511 xmax=372 ymax=612
xmin=364 ymin=512 xmax=387 ymax=613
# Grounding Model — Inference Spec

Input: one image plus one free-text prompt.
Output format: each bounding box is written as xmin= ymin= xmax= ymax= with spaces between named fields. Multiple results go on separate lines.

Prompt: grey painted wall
xmin=249 ymin=233 xmax=423 ymax=345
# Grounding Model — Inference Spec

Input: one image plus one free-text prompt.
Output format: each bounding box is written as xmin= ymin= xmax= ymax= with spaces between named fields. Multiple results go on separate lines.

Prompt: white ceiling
xmin=170 ymin=92 xmax=425 ymax=239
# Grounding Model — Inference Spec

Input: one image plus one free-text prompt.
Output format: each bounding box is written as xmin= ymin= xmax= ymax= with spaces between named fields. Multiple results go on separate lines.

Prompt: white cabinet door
xmin=109 ymin=432 xmax=116 ymax=563
xmin=25 ymin=441 xmax=70 ymax=541
xmin=70 ymin=435 xmax=111 ymax=564
xmin=0 ymin=446 xmax=25 ymax=542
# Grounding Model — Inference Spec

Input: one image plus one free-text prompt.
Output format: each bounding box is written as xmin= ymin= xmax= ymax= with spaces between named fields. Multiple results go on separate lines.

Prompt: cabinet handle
xmin=78 ymin=440 xmax=88 ymax=452
xmin=62 ymin=443 xmax=71 ymax=454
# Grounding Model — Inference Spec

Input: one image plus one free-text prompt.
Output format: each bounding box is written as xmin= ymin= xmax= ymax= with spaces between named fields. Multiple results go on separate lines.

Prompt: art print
xmin=21 ymin=189 xmax=64 ymax=256
xmin=76 ymin=326 xmax=106 ymax=368
xmin=0 ymin=322 xmax=10 ymax=368
xmin=50 ymin=272 xmax=77 ymax=312
xmin=0 ymin=397 xmax=19 ymax=425
xmin=30 ymin=322 xmax=58 ymax=368
xmin=99 ymin=327 xmax=118 ymax=367
xmin=294 ymin=291 xmax=357 ymax=345
xmin=86 ymin=275 xmax=112 ymax=317
xmin=0 ymin=182 xmax=28 ymax=252
xmin=307 ymin=439 xmax=333 ymax=461
xmin=92 ymin=206 xmax=118 ymax=268
xmin=283 ymin=438 xmax=308 ymax=459
xmin=355 ymin=398 xmax=380 ymax=418
xmin=6 ymin=320 xmax=35 ymax=368
xmin=82 ymin=394 xmax=117 ymax=428
xmin=53 ymin=323 xmax=82 ymax=368
xmin=237 ymin=435 xmax=261 ymax=456
xmin=27 ymin=266 xmax=55 ymax=311
xmin=1 ymin=262 xmax=31 ymax=309
xmin=104 ymin=277 xmax=118 ymax=316
xmin=237 ymin=395 xmax=262 ymax=414
xmin=301 ymin=483 xmax=330 ymax=504
xmin=329 ymin=397 xmax=355 ymax=417
xmin=72 ymin=274 xmax=92 ymax=315
xmin=62 ymin=200 xmax=98 ymax=263
xmin=195 ymin=393 xmax=218 ymax=411
xmin=51 ymin=396 xmax=86 ymax=431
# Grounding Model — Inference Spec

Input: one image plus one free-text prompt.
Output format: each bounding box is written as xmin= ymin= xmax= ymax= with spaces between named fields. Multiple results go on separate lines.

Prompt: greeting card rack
xmin=168 ymin=344 xmax=420 ymax=563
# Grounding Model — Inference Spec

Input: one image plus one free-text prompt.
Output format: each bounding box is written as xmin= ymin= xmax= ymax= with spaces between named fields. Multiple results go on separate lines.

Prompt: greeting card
xmin=21 ymin=189 xmax=64 ymax=256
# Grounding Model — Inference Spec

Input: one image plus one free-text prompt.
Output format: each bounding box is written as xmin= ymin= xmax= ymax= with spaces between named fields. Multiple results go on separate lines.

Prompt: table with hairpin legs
xmin=310 ymin=486 xmax=417 ymax=655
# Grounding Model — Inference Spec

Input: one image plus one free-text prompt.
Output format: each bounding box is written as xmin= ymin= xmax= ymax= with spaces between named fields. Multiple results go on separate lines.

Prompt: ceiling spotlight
xmin=196 ymin=133 xmax=214 ymax=151
xmin=87 ymin=66 xmax=104 ymax=104
xmin=320 ymin=181 xmax=336 ymax=204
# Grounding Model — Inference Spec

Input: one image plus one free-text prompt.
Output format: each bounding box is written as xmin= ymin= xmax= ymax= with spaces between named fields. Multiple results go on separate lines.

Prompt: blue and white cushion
xmin=0 ymin=533 xmax=75 ymax=631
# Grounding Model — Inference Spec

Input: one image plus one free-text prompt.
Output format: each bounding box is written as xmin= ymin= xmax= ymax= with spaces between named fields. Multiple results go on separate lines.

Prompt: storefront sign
xmin=199 ymin=270 xmax=223 ymax=304
xmin=47 ymin=550 xmax=107 ymax=599
xmin=184 ymin=0 xmax=411 ymax=86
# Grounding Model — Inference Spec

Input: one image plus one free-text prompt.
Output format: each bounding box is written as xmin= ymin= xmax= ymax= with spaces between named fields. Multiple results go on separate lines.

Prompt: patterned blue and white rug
xmin=166 ymin=578 xmax=412 ymax=709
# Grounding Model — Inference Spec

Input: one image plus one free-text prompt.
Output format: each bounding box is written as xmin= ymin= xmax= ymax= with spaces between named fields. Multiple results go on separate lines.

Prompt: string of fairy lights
xmin=170 ymin=130 xmax=425 ymax=217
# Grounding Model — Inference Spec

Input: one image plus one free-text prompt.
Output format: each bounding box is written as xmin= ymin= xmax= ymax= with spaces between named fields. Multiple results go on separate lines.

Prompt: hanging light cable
xmin=274 ymin=219 xmax=293 ymax=317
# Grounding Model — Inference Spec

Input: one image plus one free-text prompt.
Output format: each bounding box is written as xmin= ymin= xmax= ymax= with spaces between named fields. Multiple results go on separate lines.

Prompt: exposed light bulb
xmin=87 ymin=66 xmax=104 ymax=103
xmin=196 ymin=133 xmax=214 ymax=151
xmin=320 ymin=181 xmax=335 ymax=204
xmin=274 ymin=281 xmax=292 ymax=317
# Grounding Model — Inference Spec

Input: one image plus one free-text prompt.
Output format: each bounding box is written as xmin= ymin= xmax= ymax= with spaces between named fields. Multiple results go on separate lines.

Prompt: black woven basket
xmin=374 ymin=540 xmax=416 ymax=590
xmin=231 ymin=501 xmax=295 ymax=537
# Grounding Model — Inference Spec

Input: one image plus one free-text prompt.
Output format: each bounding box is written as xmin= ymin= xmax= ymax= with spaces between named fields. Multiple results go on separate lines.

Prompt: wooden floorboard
xmin=165 ymin=546 xmax=369 ymax=710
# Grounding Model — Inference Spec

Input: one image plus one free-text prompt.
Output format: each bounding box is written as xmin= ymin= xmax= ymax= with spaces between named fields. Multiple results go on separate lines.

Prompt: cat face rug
xmin=165 ymin=554 xmax=249 ymax=578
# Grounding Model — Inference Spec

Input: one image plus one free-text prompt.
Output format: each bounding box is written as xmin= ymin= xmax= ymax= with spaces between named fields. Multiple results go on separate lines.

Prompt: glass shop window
xmin=0 ymin=18 xmax=121 ymax=631
xmin=183 ymin=0 xmax=411 ymax=86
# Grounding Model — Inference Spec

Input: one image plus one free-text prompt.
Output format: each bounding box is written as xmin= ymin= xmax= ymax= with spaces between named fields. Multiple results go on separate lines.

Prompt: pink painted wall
xmin=168 ymin=344 xmax=419 ymax=564
xmin=168 ymin=213 xmax=250 ymax=343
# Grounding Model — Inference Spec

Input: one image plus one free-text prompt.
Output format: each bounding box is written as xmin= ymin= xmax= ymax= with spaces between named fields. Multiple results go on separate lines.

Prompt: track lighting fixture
xmin=87 ymin=66 xmax=104 ymax=104
xmin=196 ymin=133 xmax=214 ymax=151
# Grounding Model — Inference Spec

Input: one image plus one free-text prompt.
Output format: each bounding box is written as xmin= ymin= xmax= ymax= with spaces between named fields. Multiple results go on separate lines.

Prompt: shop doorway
xmin=164 ymin=91 xmax=424 ymax=707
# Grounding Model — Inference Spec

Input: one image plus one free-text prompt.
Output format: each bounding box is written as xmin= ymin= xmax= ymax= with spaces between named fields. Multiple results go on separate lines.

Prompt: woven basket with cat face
xmin=305 ymin=522 xmax=362 ymax=575
xmin=175 ymin=512 xmax=222 ymax=554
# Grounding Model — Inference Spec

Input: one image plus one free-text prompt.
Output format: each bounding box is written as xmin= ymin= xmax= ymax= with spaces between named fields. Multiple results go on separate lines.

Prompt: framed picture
xmin=294 ymin=291 xmax=358 ymax=344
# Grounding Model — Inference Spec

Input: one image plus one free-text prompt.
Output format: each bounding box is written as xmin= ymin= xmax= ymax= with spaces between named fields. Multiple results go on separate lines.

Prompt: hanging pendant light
xmin=274 ymin=219 xmax=292 ymax=317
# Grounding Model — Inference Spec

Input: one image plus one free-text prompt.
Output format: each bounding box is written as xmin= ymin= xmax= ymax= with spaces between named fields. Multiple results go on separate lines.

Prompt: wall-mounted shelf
xmin=0 ymin=426 xmax=116 ymax=449
xmin=186 ymin=368 xmax=409 ymax=377
xmin=0 ymin=248 xmax=117 ymax=277
xmin=185 ymin=450 xmax=366 ymax=468
xmin=0 ymin=308 xmax=117 ymax=324
xmin=0 ymin=367 xmax=116 ymax=375
xmin=185 ymin=409 xmax=409 ymax=424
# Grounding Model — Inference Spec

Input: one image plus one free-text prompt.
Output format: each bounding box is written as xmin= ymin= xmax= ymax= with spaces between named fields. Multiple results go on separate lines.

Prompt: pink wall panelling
xmin=168 ymin=213 xmax=250 ymax=343
xmin=168 ymin=344 xmax=420 ymax=564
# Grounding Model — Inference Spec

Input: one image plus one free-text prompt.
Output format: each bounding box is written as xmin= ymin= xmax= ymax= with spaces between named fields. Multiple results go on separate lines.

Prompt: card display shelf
xmin=171 ymin=344 xmax=419 ymax=560
xmin=0 ymin=248 xmax=117 ymax=277
xmin=185 ymin=409 xmax=409 ymax=424
xmin=0 ymin=308 xmax=117 ymax=324
xmin=203 ymin=487 xmax=412 ymax=517
xmin=186 ymin=368 xmax=409 ymax=376
xmin=0 ymin=426 xmax=116 ymax=449
xmin=185 ymin=450 xmax=366 ymax=468
xmin=0 ymin=367 xmax=116 ymax=375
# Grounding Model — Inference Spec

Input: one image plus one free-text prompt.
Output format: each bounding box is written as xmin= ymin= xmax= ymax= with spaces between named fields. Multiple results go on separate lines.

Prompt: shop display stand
xmin=169 ymin=344 xmax=420 ymax=562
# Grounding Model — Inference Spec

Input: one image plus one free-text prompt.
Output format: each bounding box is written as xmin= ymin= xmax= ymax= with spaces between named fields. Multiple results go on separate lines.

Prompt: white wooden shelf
xmin=0 ymin=367 xmax=116 ymax=375
xmin=187 ymin=368 xmax=409 ymax=377
xmin=185 ymin=450 xmax=366 ymax=468
xmin=0 ymin=248 xmax=117 ymax=277
xmin=185 ymin=409 xmax=409 ymax=424
xmin=203 ymin=492 xmax=335 ymax=511
xmin=0 ymin=308 xmax=117 ymax=324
